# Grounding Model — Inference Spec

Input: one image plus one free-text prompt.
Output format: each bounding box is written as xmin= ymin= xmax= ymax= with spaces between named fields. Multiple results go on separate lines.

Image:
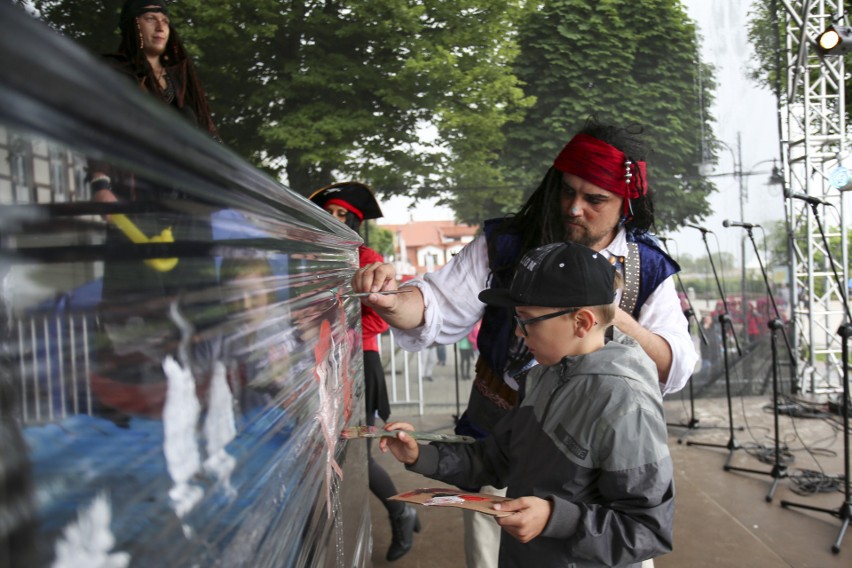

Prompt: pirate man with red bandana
xmin=352 ymin=119 xmax=697 ymax=568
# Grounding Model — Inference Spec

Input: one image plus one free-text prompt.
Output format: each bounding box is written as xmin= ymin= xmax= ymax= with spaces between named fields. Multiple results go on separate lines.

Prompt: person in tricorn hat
xmin=309 ymin=181 xmax=384 ymax=227
xmin=379 ymin=241 xmax=674 ymax=568
xmin=309 ymin=182 xmax=420 ymax=562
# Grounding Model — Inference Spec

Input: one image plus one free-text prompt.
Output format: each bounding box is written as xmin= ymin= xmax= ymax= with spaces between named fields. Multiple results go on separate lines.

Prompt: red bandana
xmin=326 ymin=198 xmax=364 ymax=220
xmin=553 ymin=134 xmax=648 ymax=214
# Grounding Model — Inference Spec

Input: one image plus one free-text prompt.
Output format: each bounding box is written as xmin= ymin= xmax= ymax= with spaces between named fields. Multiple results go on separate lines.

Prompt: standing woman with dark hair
xmin=85 ymin=1 xmax=221 ymax=406
xmin=111 ymin=0 xmax=218 ymax=135
xmin=309 ymin=182 xmax=420 ymax=562
xmin=90 ymin=0 xmax=219 ymax=205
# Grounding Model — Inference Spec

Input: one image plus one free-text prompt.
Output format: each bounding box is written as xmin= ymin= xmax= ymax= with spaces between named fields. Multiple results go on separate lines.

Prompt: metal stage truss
xmin=779 ymin=0 xmax=848 ymax=394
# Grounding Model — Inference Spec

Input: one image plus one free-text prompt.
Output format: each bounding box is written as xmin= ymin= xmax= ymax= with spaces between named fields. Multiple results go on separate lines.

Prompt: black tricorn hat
xmin=308 ymin=182 xmax=383 ymax=220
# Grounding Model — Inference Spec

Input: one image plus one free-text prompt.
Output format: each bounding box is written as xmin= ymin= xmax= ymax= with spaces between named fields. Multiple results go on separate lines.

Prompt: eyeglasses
xmin=513 ymin=308 xmax=578 ymax=337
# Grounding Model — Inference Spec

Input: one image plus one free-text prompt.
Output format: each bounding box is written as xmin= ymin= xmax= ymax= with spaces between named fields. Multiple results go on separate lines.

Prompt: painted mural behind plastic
xmin=0 ymin=4 xmax=372 ymax=566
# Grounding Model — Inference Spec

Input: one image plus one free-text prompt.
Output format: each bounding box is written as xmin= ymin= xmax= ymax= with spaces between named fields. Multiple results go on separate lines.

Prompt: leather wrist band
xmin=91 ymin=179 xmax=112 ymax=192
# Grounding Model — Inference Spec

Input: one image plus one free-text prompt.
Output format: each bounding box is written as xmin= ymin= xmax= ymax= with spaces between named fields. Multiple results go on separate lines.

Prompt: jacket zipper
xmin=541 ymin=360 xmax=573 ymax=423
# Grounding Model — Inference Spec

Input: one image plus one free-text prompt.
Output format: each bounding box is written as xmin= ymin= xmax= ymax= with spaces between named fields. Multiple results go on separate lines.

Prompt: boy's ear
xmin=574 ymin=308 xmax=597 ymax=336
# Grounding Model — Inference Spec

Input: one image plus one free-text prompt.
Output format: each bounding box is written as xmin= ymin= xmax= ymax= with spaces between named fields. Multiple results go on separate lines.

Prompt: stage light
xmin=816 ymin=24 xmax=852 ymax=55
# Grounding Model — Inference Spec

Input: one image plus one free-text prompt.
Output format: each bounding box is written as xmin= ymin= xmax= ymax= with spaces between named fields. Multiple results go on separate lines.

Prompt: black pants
xmin=364 ymin=350 xmax=403 ymax=517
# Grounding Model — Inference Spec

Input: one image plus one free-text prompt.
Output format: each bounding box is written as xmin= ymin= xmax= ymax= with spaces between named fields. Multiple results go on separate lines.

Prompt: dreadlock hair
xmin=341 ymin=211 xmax=362 ymax=232
xmin=115 ymin=7 xmax=220 ymax=139
xmin=489 ymin=119 xmax=655 ymax=276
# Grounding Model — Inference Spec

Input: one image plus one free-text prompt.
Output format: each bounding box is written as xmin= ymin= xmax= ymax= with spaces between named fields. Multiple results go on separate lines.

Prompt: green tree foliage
xmin=677 ymin=250 xmax=754 ymax=299
xmin=31 ymin=0 xmax=715 ymax=228
xmin=31 ymin=0 xmax=532 ymax=200
xmin=673 ymin=251 xmax=736 ymax=275
xmin=760 ymin=218 xmax=852 ymax=298
xmin=452 ymin=0 xmax=717 ymax=229
xmin=764 ymin=218 xmax=850 ymax=270
xmin=363 ymin=222 xmax=394 ymax=257
xmin=745 ymin=0 xmax=782 ymax=96
xmin=763 ymin=220 xmax=790 ymax=269
xmin=26 ymin=0 xmax=121 ymax=54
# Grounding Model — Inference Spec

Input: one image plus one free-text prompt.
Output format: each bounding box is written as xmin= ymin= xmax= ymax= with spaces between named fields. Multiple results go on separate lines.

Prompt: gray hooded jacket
xmin=409 ymin=337 xmax=674 ymax=567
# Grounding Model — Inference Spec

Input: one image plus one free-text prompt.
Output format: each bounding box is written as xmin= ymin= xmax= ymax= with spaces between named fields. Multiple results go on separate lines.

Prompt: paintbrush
xmin=342 ymin=289 xmax=414 ymax=298
xmin=341 ymin=425 xmax=475 ymax=444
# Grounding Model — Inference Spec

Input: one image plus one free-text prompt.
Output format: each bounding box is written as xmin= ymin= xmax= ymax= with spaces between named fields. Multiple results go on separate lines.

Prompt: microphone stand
xmin=453 ymin=343 xmax=460 ymax=424
xmin=660 ymin=239 xmax=725 ymax=443
xmin=687 ymin=228 xmax=746 ymax=469
xmin=724 ymin=226 xmax=797 ymax=501
xmin=780 ymin=201 xmax=851 ymax=553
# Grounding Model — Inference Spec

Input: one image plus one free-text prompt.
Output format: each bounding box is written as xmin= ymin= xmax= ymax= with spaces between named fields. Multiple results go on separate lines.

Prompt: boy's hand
xmin=379 ymin=421 xmax=420 ymax=465
xmin=493 ymin=497 xmax=553 ymax=543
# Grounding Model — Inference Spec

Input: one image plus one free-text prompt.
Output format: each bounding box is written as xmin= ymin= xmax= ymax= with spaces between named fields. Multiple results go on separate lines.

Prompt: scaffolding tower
xmin=780 ymin=0 xmax=848 ymax=393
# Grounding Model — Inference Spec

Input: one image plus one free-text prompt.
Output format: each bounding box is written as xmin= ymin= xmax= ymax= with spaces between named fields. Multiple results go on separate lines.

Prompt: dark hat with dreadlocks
xmin=309 ymin=182 xmax=383 ymax=221
xmin=120 ymin=0 xmax=169 ymax=28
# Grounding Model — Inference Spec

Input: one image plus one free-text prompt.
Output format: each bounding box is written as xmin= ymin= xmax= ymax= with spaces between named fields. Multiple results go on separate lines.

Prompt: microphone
xmin=786 ymin=192 xmax=830 ymax=206
xmin=722 ymin=219 xmax=761 ymax=229
xmin=685 ymin=223 xmax=713 ymax=234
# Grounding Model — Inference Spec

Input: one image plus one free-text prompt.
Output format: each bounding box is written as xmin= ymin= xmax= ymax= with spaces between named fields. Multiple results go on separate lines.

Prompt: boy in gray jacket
xmin=381 ymin=241 xmax=674 ymax=567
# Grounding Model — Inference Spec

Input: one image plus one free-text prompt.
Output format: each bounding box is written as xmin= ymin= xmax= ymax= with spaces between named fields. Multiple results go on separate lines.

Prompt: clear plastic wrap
xmin=0 ymin=4 xmax=371 ymax=567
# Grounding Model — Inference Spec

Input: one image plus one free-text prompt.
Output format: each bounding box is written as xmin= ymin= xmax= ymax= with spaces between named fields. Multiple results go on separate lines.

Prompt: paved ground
xmin=368 ymin=394 xmax=851 ymax=567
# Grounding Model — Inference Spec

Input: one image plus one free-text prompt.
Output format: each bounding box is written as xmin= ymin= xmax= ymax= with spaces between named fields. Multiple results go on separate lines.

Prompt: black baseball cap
xmin=478 ymin=242 xmax=616 ymax=308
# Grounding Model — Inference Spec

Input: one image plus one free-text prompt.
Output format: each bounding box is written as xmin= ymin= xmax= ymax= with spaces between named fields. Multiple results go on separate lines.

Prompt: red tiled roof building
xmin=378 ymin=220 xmax=480 ymax=276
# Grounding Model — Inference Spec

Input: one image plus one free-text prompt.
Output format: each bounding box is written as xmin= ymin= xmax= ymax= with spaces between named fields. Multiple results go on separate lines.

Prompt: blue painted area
xmin=23 ymin=403 xmax=315 ymax=565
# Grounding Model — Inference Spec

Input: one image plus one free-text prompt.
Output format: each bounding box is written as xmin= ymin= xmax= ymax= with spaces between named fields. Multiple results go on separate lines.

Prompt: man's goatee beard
xmin=563 ymin=225 xmax=592 ymax=248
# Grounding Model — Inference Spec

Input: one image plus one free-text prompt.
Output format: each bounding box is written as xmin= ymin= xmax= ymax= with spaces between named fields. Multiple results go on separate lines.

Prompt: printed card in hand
xmin=389 ymin=487 xmax=513 ymax=517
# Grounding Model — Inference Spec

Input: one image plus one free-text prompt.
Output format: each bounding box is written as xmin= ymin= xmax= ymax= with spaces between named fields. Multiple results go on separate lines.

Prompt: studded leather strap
xmin=620 ymin=242 xmax=640 ymax=316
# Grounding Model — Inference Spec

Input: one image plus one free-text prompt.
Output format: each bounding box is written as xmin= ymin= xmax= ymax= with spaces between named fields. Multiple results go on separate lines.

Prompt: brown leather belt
xmin=472 ymin=356 xmax=517 ymax=410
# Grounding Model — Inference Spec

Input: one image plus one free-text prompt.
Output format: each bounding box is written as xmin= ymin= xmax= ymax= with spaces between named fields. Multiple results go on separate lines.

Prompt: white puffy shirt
xmin=394 ymin=228 xmax=699 ymax=395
